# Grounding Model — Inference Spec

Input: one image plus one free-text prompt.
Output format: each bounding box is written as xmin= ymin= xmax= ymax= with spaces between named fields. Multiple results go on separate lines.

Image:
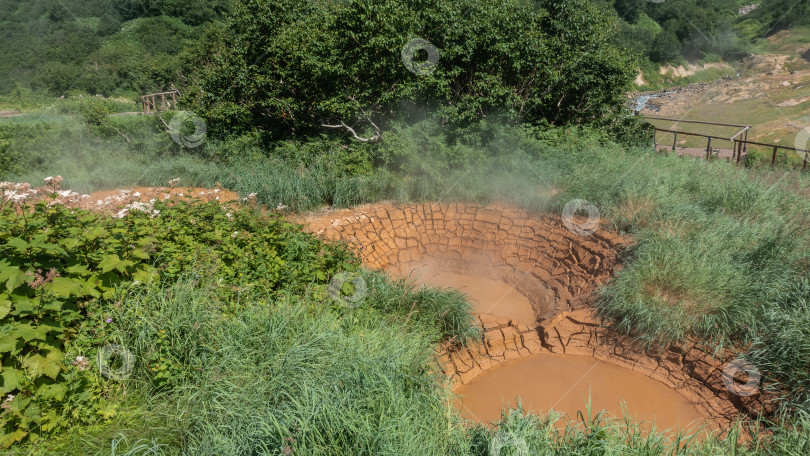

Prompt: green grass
xmin=18 ymin=278 xmax=810 ymax=455
xmin=5 ymin=114 xmax=810 ymax=453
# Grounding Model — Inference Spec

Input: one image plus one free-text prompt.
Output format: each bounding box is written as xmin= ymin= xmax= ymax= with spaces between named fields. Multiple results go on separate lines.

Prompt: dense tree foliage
xmin=185 ymin=0 xmax=638 ymax=141
xmin=0 ymin=0 xmax=230 ymax=96
xmin=747 ymin=0 xmax=810 ymax=34
xmin=2 ymin=0 xmax=807 ymax=100
xmin=605 ymin=0 xmax=749 ymax=63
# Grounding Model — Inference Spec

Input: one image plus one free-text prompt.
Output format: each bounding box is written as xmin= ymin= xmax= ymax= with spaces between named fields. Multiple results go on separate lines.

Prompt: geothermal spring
xmin=300 ymin=201 xmax=772 ymax=436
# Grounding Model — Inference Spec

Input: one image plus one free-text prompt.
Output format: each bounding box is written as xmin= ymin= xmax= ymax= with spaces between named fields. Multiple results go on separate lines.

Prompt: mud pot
xmin=388 ymin=259 xmax=538 ymax=328
xmin=454 ymin=354 xmax=710 ymax=433
xmin=297 ymin=202 xmax=774 ymax=435
xmin=397 ymin=262 xmax=710 ymax=434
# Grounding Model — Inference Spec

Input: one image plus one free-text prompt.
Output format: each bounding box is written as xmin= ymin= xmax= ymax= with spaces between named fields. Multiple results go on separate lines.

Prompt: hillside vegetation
xmin=2 ymin=0 xmax=810 ymax=455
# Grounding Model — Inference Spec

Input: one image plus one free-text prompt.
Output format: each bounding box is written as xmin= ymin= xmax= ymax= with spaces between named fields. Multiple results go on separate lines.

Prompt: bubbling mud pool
xmin=394 ymin=262 xmax=711 ymax=435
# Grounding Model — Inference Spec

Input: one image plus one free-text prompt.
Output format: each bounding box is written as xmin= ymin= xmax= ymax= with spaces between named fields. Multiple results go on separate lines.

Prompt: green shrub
xmin=186 ymin=0 xmax=636 ymax=141
xmin=0 ymin=200 xmax=356 ymax=446
xmin=649 ymin=30 xmax=682 ymax=64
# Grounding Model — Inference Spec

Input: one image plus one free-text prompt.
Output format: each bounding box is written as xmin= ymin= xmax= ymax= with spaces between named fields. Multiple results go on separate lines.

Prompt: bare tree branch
xmin=321 ymin=119 xmax=381 ymax=142
xmin=322 ymin=100 xmax=382 ymax=142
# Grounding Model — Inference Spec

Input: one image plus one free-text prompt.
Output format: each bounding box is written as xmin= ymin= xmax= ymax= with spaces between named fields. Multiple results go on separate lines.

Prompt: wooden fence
xmin=646 ymin=116 xmax=810 ymax=170
xmin=139 ymin=90 xmax=180 ymax=115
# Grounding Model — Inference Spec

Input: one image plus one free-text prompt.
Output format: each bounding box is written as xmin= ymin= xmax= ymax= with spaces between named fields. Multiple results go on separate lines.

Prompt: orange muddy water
xmin=393 ymin=261 xmax=711 ymax=435
xmin=389 ymin=260 xmax=537 ymax=327
xmin=453 ymin=354 xmax=711 ymax=433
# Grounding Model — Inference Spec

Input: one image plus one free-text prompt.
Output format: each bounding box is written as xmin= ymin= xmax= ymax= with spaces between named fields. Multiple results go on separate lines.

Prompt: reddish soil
xmin=2 ymin=180 xmax=240 ymax=216
xmin=81 ymin=186 xmax=239 ymax=211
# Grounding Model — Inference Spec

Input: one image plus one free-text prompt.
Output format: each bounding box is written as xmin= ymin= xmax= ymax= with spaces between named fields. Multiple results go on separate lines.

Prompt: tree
xmin=649 ymin=30 xmax=681 ymax=63
xmin=185 ymin=0 xmax=636 ymax=141
xmin=613 ymin=0 xmax=646 ymax=23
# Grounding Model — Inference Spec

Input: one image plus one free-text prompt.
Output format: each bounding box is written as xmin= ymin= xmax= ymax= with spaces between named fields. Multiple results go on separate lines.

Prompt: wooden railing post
xmin=771 ymin=145 xmax=778 ymax=167
xmin=672 ymin=132 xmax=677 ymax=152
xmin=743 ymin=129 xmax=749 ymax=156
xmin=706 ymin=137 xmax=713 ymax=160
xmin=803 ymin=152 xmax=808 ymax=172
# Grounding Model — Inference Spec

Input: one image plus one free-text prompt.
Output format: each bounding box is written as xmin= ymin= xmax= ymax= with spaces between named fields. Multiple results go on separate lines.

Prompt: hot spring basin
xmin=453 ymin=354 xmax=711 ymax=434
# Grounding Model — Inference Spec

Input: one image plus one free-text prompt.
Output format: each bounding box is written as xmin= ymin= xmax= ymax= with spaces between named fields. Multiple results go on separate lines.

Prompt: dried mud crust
xmin=298 ymin=201 xmax=770 ymax=430
xmin=297 ymin=201 xmax=626 ymax=319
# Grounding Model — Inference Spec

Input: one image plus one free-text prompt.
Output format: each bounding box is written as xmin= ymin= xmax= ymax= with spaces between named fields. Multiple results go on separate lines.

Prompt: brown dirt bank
xmin=296 ymin=202 xmax=774 ymax=431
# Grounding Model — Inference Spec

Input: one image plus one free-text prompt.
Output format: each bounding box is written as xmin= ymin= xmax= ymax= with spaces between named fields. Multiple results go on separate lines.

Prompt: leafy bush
xmin=649 ymin=30 xmax=682 ymax=64
xmin=0 ymin=199 xmax=356 ymax=446
xmin=186 ymin=0 xmax=636 ymax=141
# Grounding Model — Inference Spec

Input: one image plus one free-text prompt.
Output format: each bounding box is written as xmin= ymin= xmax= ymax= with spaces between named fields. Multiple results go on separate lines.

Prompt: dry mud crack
xmin=297 ymin=201 xmax=772 ymax=431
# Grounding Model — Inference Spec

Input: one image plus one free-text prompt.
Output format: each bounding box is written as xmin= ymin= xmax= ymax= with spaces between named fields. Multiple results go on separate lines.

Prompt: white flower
xmin=133 ymin=192 xmax=141 ymax=197
xmin=4 ymin=395 xmax=14 ymax=402
xmin=75 ymin=356 xmax=85 ymax=362
xmin=225 ymin=212 xmax=232 ymax=220
xmin=276 ymin=203 xmax=288 ymax=211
